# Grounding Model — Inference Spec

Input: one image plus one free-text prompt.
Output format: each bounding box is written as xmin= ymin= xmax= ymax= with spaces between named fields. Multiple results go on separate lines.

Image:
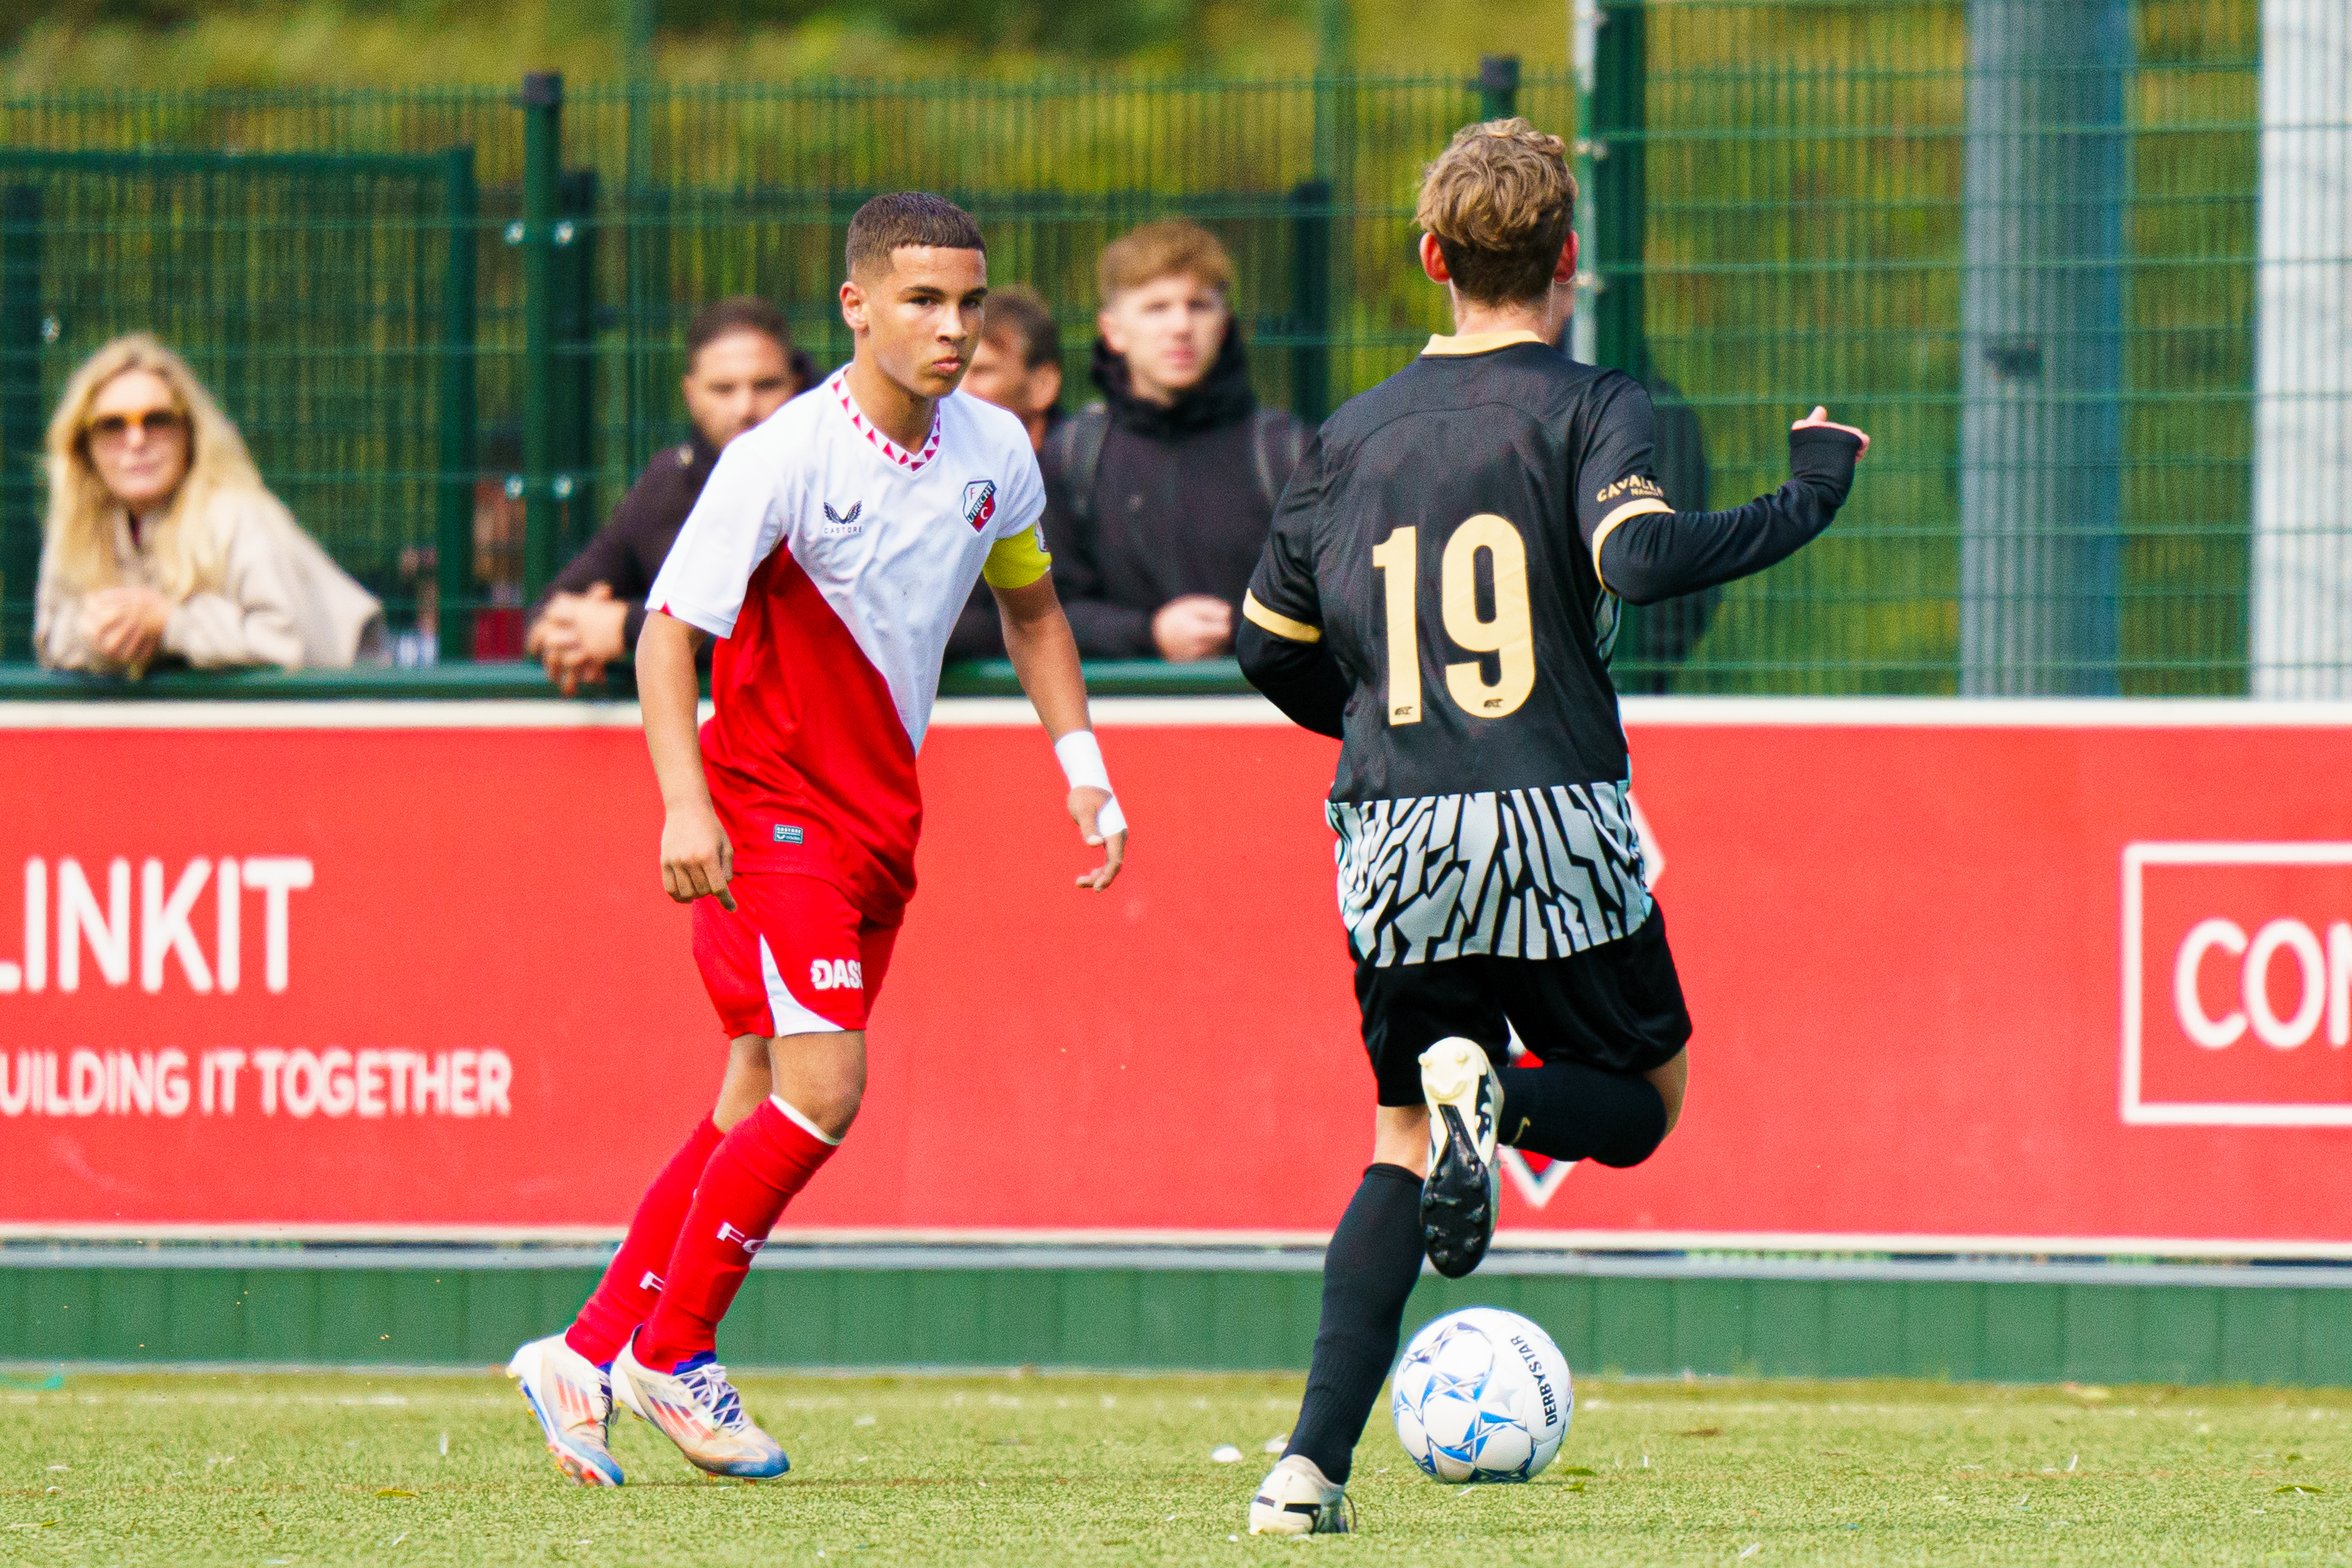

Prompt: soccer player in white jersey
xmin=506 ymin=192 xmax=1129 ymax=1486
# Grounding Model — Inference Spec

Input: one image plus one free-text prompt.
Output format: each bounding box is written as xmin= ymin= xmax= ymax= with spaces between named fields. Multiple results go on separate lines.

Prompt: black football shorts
xmin=1354 ymin=904 xmax=1693 ymax=1107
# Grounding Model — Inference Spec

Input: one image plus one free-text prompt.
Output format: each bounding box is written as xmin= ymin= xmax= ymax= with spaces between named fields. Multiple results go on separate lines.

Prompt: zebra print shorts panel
xmin=1328 ymin=781 xmax=1654 ymax=967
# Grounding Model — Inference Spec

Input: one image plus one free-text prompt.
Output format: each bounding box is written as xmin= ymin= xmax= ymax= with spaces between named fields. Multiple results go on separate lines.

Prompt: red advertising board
xmin=5 ymin=697 xmax=2352 ymax=1254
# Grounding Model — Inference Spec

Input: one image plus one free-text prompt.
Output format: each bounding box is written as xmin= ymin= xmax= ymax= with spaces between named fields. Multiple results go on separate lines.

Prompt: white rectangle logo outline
xmin=2122 ymin=840 xmax=2352 ymax=1126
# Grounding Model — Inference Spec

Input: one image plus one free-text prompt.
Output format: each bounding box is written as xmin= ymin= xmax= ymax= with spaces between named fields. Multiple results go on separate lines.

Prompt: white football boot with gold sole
xmin=1419 ymin=1037 xmax=1503 ymax=1278
xmin=1247 ymin=1453 xmax=1352 ymax=1535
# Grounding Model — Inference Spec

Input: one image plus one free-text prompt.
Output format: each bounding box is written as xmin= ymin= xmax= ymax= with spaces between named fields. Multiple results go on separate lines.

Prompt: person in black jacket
xmin=525 ymin=297 xmax=814 ymax=694
xmin=1041 ymin=220 xmax=1306 ymax=662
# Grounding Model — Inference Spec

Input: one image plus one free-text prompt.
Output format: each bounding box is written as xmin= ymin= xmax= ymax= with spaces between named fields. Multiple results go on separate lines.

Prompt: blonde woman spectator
xmin=36 ymin=334 xmax=385 ymax=675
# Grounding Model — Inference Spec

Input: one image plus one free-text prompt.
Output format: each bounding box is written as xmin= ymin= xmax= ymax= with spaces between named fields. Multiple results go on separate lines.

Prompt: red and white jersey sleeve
xmin=642 ymin=424 xmax=797 ymax=641
xmin=648 ymin=374 xmax=1049 ymax=925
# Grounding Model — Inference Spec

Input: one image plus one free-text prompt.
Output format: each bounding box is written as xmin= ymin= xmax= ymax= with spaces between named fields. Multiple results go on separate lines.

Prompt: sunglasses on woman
xmin=87 ymin=408 xmax=186 ymax=442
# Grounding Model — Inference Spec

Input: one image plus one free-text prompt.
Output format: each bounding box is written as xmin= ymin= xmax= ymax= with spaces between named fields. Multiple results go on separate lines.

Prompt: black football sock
xmin=1494 ymin=1061 xmax=1668 ymax=1168
xmin=1285 ymin=1162 xmax=1425 ymax=1486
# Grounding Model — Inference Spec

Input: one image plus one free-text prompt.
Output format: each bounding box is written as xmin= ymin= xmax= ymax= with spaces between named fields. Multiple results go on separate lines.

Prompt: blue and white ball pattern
xmin=1391 ymin=1307 xmax=1572 ymax=1483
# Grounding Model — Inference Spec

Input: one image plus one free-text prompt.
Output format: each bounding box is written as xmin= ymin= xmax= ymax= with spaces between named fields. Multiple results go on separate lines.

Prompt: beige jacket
xmin=36 ymin=490 xmax=386 ymax=674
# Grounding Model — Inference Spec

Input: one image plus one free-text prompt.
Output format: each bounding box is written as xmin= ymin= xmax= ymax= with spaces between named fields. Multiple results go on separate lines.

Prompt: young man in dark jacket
xmin=1043 ymin=220 xmax=1306 ymax=662
xmin=525 ymin=297 xmax=813 ymax=694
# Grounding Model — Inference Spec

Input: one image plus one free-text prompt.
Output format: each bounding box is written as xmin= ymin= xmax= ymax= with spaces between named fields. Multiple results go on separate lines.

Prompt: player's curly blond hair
xmin=1414 ymin=118 xmax=1578 ymax=307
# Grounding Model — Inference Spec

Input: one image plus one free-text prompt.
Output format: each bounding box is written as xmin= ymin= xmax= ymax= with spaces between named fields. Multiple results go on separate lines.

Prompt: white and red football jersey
xmin=648 ymin=369 xmax=1050 ymax=924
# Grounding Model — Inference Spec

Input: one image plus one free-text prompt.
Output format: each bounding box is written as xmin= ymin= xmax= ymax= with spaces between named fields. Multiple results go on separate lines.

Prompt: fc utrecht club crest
xmin=962 ymin=479 xmax=996 ymax=532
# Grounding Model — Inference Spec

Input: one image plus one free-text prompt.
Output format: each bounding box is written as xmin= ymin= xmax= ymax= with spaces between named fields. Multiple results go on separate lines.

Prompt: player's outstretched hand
xmin=1069 ymin=786 xmax=1126 ymax=892
xmin=1793 ymin=405 xmax=1871 ymax=456
xmin=660 ymin=802 xmax=737 ymax=912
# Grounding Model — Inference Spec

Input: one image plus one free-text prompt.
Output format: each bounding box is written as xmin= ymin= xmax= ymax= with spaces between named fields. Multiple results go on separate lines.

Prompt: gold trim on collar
xmin=1422 ymin=330 xmax=1547 ymax=357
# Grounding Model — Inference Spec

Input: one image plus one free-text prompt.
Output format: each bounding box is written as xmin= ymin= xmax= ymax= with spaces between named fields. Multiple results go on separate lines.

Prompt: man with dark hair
xmin=525 ymin=297 xmax=815 ymax=694
xmin=506 ymin=192 xmax=1126 ymax=1489
xmin=950 ymin=283 xmax=1067 ymax=660
xmin=1044 ymin=219 xmax=1306 ymax=663
xmin=1236 ymin=118 xmax=1868 ymax=1535
xmin=964 ymin=283 xmax=1063 ymax=450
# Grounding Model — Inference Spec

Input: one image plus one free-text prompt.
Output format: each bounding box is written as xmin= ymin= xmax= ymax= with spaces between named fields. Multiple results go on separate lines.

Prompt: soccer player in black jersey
xmin=1236 ymin=119 xmax=1868 ymax=1535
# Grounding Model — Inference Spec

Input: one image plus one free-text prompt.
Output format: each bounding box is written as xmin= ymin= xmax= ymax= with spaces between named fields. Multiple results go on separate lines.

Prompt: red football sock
xmin=566 ymin=1116 xmax=726 ymax=1366
xmin=632 ymin=1097 xmax=838 ymax=1373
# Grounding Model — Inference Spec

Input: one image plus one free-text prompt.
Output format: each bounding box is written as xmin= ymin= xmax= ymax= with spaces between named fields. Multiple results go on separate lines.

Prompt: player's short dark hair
xmin=980 ymin=284 xmax=1060 ymax=370
xmin=845 ymin=192 xmax=985 ymax=280
xmin=1416 ymin=118 xmax=1578 ymax=308
xmin=684 ymin=296 xmax=793 ymax=371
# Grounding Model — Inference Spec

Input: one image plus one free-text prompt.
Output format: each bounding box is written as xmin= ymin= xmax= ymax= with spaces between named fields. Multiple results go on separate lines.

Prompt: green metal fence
xmin=0 ymin=147 xmax=480 ymax=665
xmin=0 ymin=0 xmax=2326 ymax=694
xmin=1623 ymin=0 xmax=2278 ymax=695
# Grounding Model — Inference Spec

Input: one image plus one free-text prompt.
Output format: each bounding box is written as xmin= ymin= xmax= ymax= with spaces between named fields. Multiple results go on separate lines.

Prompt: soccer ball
xmin=1391 ymin=1307 xmax=1572 ymax=1483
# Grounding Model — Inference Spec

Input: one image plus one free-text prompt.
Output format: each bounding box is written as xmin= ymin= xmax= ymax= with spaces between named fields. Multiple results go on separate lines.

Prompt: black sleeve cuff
xmin=1788 ymin=426 xmax=1862 ymax=503
xmin=1237 ymin=621 xmax=1348 ymax=739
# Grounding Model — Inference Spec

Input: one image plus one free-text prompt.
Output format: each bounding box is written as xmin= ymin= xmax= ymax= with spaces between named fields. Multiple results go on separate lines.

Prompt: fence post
xmin=1959 ymin=0 xmax=2128 ymax=695
xmin=1313 ymin=0 xmax=1351 ymax=180
xmin=624 ymin=183 xmax=669 ymax=481
xmin=622 ymin=0 xmax=658 ymax=481
xmin=1311 ymin=0 xmax=1351 ymax=422
xmin=2249 ymin=0 xmax=2352 ymax=697
xmin=0 ymin=184 xmax=39 ymax=660
xmin=1569 ymin=0 xmax=1601 ymax=366
xmin=519 ymin=71 xmax=564 ymax=607
xmin=555 ymin=167 xmax=600 ymax=567
xmin=1593 ymin=1 xmax=1647 ymax=380
xmin=436 ymin=148 xmax=479 ymax=666
xmin=1476 ymin=55 xmax=1521 ymax=121
xmin=1289 ymin=180 xmax=1332 ymax=427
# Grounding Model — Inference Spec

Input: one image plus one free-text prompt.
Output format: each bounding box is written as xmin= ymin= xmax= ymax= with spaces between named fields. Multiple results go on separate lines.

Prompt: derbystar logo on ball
xmin=1392 ymin=1307 xmax=1573 ymax=1484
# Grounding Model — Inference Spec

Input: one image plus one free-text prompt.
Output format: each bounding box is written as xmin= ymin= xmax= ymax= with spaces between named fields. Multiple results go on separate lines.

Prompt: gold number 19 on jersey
xmin=1370 ymin=516 xmax=1537 ymax=726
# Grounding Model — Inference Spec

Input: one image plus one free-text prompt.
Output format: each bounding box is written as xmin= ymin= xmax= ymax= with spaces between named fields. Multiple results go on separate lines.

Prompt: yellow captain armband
xmin=981 ymin=521 xmax=1053 ymax=590
xmin=1242 ymin=590 xmax=1322 ymax=643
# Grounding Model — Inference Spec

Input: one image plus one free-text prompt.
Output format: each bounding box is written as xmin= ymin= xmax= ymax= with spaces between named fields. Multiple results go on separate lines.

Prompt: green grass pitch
xmin=4 ymin=1370 xmax=2348 ymax=1564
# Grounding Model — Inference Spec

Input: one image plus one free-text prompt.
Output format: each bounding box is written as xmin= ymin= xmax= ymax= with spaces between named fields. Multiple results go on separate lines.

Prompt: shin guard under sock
xmin=566 ymin=1116 xmax=724 ymax=1366
xmin=1495 ymin=1061 xmax=1667 ymax=1168
xmin=632 ymin=1097 xmax=838 ymax=1372
xmin=1285 ymin=1163 xmax=1425 ymax=1485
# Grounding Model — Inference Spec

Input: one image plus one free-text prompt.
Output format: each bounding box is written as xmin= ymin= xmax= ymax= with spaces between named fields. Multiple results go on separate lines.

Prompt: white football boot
xmin=506 ymin=1333 xmax=624 ymax=1487
xmin=1419 ymin=1037 xmax=1503 ymax=1279
xmin=610 ymin=1335 xmax=790 ymax=1479
xmin=1247 ymin=1453 xmax=1352 ymax=1535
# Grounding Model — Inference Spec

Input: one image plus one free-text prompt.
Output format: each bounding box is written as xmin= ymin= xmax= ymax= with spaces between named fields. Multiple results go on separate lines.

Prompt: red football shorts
xmin=691 ymin=873 xmax=901 ymax=1040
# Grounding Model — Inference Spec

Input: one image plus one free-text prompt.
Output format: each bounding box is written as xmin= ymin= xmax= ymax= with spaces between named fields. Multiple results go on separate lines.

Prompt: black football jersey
xmin=1243 ymin=331 xmax=1670 ymax=966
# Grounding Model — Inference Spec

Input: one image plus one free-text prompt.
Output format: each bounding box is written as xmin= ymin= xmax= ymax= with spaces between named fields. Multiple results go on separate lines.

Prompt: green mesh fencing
xmin=0 ymin=0 xmax=2320 ymax=693
xmin=1626 ymin=0 xmax=2273 ymax=695
xmin=0 ymin=147 xmax=478 ymax=662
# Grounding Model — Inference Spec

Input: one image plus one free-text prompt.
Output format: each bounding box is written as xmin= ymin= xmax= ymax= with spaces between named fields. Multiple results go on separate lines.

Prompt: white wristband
xmin=1055 ymin=729 xmax=1112 ymax=791
xmin=1055 ymin=729 xmax=1126 ymax=838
